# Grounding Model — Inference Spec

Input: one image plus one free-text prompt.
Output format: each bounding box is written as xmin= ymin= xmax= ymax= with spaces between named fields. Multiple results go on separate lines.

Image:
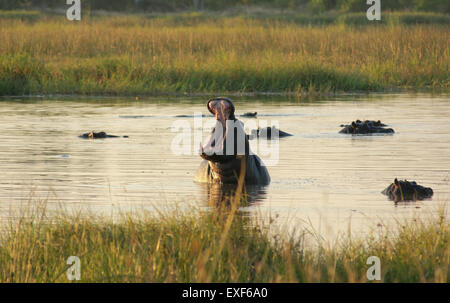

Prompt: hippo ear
xmin=207 ymin=100 xmax=214 ymax=114
xmin=394 ymin=178 xmax=399 ymax=185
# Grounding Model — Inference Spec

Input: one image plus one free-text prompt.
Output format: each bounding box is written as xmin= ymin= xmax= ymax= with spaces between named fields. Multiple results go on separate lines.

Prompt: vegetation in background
xmin=0 ymin=13 xmax=448 ymax=96
xmin=0 ymin=199 xmax=448 ymax=282
xmin=1 ymin=0 xmax=449 ymax=14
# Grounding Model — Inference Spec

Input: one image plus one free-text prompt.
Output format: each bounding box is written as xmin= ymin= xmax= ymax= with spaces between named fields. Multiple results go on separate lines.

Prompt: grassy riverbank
xmin=0 ymin=12 xmax=448 ymax=96
xmin=0 ymin=201 xmax=448 ymax=283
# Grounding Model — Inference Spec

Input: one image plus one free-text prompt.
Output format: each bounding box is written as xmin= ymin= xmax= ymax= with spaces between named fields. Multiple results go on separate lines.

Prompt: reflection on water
xmin=0 ymin=94 xmax=449 ymax=239
xmin=200 ymin=183 xmax=268 ymax=208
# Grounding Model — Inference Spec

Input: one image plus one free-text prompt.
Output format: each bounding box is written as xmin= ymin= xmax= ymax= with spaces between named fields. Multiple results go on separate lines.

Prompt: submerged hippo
xmin=79 ymin=131 xmax=128 ymax=139
xmin=382 ymin=178 xmax=433 ymax=202
xmin=194 ymin=97 xmax=270 ymax=185
xmin=339 ymin=120 xmax=394 ymax=134
xmin=241 ymin=112 xmax=257 ymax=118
xmin=175 ymin=114 xmax=208 ymax=118
xmin=248 ymin=126 xmax=292 ymax=140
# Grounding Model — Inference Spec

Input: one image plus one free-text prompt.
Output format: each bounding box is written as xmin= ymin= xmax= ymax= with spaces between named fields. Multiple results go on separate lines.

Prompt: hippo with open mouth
xmin=339 ymin=120 xmax=394 ymax=134
xmin=382 ymin=178 xmax=433 ymax=202
xmin=194 ymin=97 xmax=270 ymax=185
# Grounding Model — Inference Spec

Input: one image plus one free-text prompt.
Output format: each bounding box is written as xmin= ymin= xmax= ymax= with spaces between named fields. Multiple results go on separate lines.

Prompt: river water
xmin=0 ymin=93 xmax=448 ymax=239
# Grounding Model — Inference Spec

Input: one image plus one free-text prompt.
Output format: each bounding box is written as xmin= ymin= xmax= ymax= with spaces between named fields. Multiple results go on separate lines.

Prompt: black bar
xmin=0 ymin=283 xmax=447 ymax=302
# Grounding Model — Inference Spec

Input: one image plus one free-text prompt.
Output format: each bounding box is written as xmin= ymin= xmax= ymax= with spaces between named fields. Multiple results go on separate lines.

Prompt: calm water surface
xmin=0 ymin=94 xmax=448 ymax=238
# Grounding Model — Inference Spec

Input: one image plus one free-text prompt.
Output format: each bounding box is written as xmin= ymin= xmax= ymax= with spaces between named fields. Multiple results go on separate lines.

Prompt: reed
xmin=0 ymin=13 xmax=448 ymax=96
xmin=0 ymin=199 xmax=447 ymax=283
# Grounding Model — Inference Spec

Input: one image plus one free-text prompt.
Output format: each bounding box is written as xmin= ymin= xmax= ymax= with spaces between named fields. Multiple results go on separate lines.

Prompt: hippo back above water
xmin=340 ymin=120 xmax=394 ymax=135
xmin=382 ymin=178 xmax=433 ymax=202
xmin=79 ymin=131 xmax=128 ymax=139
xmin=248 ymin=126 xmax=292 ymax=140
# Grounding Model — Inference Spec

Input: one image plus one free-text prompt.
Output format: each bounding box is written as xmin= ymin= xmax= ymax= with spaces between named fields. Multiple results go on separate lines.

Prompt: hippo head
xmin=200 ymin=97 xmax=248 ymax=163
xmin=88 ymin=131 xmax=107 ymax=139
xmin=207 ymin=97 xmax=236 ymax=129
xmin=382 ymin=178 xmax=433 ymax=202
xmin=390 ymin=178 xmax=418 ymax=202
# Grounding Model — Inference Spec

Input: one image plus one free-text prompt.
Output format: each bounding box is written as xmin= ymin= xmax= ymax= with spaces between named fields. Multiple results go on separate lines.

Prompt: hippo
xmin=194 ymin=97 xmax=270 ymax=185
xmin=339 ymin=120 xmax=394 ymax=134
xmin=241 ymin=112 xmax=257 ymax=118
xmin=175 ymin=114 xmax=208 ymax=118
xmin=79 ymin=131 xmax=128 ymax=139
xmin=248 ymin=126 xmax=292 ymax=140
xmin=382 ymin=178 xmax=433 ymax=202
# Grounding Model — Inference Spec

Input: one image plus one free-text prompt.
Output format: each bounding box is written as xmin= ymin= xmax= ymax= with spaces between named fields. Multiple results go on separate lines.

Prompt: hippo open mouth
xmin=200 ymin=97 xmax=245 ymax=163
xmin=195 ymin=97 xmax=270 ymax=185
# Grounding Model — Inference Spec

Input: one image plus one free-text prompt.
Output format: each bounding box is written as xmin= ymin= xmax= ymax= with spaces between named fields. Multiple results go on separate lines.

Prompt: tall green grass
xmin=0 ymin=13 xmax=448 ymax=96
xmin=0 ymin=10 xmax=42 ymax=21
xmin=0 ymin=199 xmax=448 ymax=283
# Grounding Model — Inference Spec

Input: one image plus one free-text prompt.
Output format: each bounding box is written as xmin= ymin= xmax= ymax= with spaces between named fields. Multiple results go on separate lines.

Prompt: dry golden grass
xmin=0 ymin=14 xmax=448 ymax=95
xmin=0 ymin=199 xmax=448 ymax=283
